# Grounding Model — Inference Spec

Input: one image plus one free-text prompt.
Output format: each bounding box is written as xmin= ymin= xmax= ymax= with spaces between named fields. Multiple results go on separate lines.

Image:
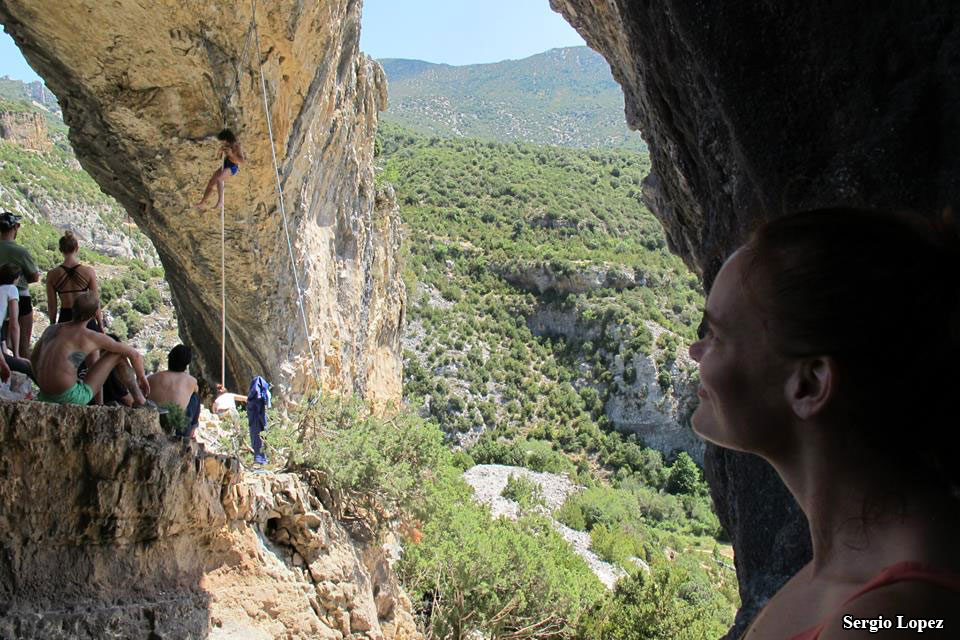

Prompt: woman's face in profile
xmin=688 ymin=249 xmax=793 ymax=454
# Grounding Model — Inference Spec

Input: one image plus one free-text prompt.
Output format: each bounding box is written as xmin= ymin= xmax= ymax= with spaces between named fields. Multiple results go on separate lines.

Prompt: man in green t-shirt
xmin=0 ymin=212 xmax=41 ymax=357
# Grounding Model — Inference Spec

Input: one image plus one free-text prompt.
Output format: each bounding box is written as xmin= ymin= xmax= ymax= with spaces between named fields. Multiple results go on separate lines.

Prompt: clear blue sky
xmin=0 ymin=32 xmax=41 ymax=82
xmin=0 ymin=1 xmax=586 ymax=82
xmin=361 ymin=0 xmax=586 ymax=65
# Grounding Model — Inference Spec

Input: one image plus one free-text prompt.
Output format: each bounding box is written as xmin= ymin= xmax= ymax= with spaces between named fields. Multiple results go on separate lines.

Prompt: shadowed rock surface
xmin=549 ymin=0 xmax=960 ymax=636
xmin=0 ymin=402 xmax=421 ymax=639
xmin=0 ymin=0 xmax=404 ymax=399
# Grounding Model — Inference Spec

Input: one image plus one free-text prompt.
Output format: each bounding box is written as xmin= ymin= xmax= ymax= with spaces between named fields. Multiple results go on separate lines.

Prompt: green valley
xmin=372 ymin=122 xmax=736 ymax=637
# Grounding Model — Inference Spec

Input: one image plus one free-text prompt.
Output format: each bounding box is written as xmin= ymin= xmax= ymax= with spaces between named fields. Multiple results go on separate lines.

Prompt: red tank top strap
xmin=788 ymin=562 xmax=960 ymax=640
xmin=840 ymin=561 xmax=960 ymax=605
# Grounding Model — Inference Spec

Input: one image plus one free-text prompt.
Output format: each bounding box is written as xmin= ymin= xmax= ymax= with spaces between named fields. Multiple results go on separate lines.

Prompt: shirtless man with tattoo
xmin=31 ymin=291 xmax=152 ymax=406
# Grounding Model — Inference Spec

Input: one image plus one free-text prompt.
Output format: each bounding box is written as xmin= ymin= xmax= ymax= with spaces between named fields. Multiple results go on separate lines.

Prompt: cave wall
xmin=548 ymin=0 xmax=960 ymax=636
xmin=0 ymin=0 xmax=404 ymax=400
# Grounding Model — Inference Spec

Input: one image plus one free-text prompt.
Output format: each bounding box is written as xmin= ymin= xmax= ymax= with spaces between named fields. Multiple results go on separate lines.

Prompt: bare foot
xmin=193 ymin=202 xmax=206 ymax=210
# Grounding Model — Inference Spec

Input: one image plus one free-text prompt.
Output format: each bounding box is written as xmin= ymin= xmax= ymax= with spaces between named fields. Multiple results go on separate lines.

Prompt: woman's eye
xmin=697 ymin=320 xmax=711 ymax=340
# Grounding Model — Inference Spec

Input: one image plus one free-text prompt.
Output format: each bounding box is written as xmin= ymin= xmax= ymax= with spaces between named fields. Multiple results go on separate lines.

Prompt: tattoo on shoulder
xmin=68 ymin=352 xmax=86 ymax=369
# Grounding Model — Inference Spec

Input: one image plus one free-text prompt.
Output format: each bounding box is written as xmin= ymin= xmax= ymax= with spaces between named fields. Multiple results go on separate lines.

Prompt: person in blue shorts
xmin=194 ymin=129 xmax=244 ymax=211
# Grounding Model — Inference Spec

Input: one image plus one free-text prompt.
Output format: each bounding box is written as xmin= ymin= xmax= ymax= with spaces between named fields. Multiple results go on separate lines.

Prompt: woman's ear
xmin=785 ymin=356 xmax=836 ymax=420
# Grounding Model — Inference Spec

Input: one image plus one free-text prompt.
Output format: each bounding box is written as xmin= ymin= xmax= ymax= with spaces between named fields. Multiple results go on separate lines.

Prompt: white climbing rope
xmin=250 ymin=0 xmax=323 ymax=384
xmin=221 ymin=188 xmax=226 ymax=388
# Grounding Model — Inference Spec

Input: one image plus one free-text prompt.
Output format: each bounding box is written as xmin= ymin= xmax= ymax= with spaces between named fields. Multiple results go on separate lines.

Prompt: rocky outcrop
xmin=0 ymin=0 xmax=404 ymax=400
xmin=24 ymin=79 xmax=59 ymax=114
xmin=495 ymin=261 xmax=641 ymax=295
xmin=528 ymin=305 xmax=702 ymax=462
xmin=462 ymin=464 xmax=627 ymax=589
xmin=0 ymin=109 xmax=50 ymax=151
xmin=549 ymin=1 xmax=960 ymax=635
xmin=0 ymin=401 xmax=420 ymax=639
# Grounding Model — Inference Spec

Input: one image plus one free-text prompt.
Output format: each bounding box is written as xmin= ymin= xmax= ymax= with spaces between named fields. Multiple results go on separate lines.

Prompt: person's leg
xmin=4 ymin=353 xmax=34 ymax=381
xmin=214 ymin=168 xmax=231 ymax=209
xmin=81 ymin=352 xmax=123 ymax=397
xmin=85 ymin=350 xmax=102 ymax=404
xmin=249 ymin=423 xmax=263 ymax=460
xmin=195 ymin=168 xmax=227 ymax=208
xmin=108 ymin=358 xmax=148 ymax=405
xmin=18 ymin=312 xmax=32 ymax=358
xmin=183 ymin=392 xmax=200 ymax=438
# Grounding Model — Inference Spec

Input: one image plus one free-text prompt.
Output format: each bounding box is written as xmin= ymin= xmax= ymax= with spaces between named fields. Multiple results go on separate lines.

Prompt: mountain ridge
xmin=379 ymin=46 xmax=645 ymax=151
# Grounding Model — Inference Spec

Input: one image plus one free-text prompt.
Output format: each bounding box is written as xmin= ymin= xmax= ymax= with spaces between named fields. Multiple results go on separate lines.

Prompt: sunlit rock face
xmin=550 ymin=0 xmax=960 ymax=636
xmin=0 ymin=0 xmax=404 ymax=401
xmin=0 ymin=109 xmax=50 ymax=151
xmin=0 ymin=402 xmax=422 ymax=639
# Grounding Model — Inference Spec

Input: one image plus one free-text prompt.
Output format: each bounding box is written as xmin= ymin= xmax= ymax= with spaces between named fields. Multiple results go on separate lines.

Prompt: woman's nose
xmin=689 ymin=339 xmax=704 ymax=362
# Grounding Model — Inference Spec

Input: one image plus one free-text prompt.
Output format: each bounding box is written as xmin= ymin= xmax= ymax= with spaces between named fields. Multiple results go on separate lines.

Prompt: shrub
xmin=110 ymin=318 xmax=128 ymax=340
xmin=284 ymin=394 xmax=448 ymax=529
xmin=400 ymin=468 xmax=605 ymax=639
xmin=589 ymin=522 xmax=644 ymax=565
xmin=450 ymin=449 xmax=476 ymax=471
xmin=556 ymin=486 xmax=636 ymax=532
xmin=471 ymin=435 xmax=526 ymax=467
xmin=501 ymin=473 xmax=546 ymax=511
xmin=666 ymin=452 xmax=701 ymax=496
xmin=158 ymin=402 xmax=187 ymax=436
xmin=577 ymin=559 xmax=731 ymax=640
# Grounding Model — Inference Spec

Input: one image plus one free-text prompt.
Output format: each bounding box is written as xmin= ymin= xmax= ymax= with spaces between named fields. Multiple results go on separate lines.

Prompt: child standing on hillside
xmin=194 ymin=129 xmax=244 ymax=210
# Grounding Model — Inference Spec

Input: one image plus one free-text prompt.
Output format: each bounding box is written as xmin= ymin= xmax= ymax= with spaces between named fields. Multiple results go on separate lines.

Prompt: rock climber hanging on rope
xmin=193 ymin=129 xmax=244 ymax=210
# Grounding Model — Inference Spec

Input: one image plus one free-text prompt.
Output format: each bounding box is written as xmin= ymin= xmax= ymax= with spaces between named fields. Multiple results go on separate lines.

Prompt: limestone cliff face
xmin=0 ymin=0 xmax=404 ymax=401
xmin=549 ymin=1 xmax=960 ymax=635
xmin=0 ymin=109 xmax=50 ymax=151
xmin=0 ymin=402 xmax=421 ymax=639
xmin=528 ymin=305 xmax=702 ymax=463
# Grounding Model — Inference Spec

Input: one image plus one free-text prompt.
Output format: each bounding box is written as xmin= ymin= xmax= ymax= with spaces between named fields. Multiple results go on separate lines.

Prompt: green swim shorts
xmin=37 ymin=381 xmax=94 ymax=405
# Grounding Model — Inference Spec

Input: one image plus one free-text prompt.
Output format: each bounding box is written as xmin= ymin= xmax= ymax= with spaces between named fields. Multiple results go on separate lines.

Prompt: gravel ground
xmin=462 ymin=464 xmax=626 ymax=589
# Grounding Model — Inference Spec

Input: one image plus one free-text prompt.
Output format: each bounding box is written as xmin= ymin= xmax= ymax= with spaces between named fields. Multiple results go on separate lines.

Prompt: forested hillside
xmin=379 ymin=47 xmax=645 ymax=151
xmin=374 ymin=123 xmax=736 ymax=637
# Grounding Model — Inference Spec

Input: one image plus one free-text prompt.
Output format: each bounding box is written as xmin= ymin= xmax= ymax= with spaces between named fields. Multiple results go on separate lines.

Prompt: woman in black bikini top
xmin=45 ymin=231 xmax=103 ymax=330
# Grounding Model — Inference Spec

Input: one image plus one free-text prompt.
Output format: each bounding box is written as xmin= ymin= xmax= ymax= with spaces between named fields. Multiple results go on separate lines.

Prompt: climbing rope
xmin=221 ymin=189 xmax=226 ymax=388
xmin=223 ymin=18 xmax=257 ymax=117
xmin=213 ymin=1 xmax=323 ymax=388
xmin=250 ymin=0 xmax=323 ymax=384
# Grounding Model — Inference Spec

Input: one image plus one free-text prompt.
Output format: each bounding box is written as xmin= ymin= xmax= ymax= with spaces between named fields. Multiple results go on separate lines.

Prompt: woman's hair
xmin=0 ymin=263 xmax=21 ymax=285
xmin=742 ymin=207 xmax=960 ymax=492
xmin=217 ymin=129 xmax=236 ymax=144
xmin=59 ymin=230 xmax=78 ymax=254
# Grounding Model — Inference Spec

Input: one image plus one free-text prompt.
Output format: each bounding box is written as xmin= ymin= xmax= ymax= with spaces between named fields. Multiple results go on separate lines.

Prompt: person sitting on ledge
xmin=147 ymin=344 xmax=200 ymax=436
xmin=687 ymin=208 xmax=960 ymax=640
xmin=31 ymin=291 xmax=154 ymax=407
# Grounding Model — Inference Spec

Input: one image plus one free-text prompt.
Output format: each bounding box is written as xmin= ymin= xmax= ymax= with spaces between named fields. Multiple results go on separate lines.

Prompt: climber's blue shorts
xmin=223 ymin=159 xmax=239 ymax=176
